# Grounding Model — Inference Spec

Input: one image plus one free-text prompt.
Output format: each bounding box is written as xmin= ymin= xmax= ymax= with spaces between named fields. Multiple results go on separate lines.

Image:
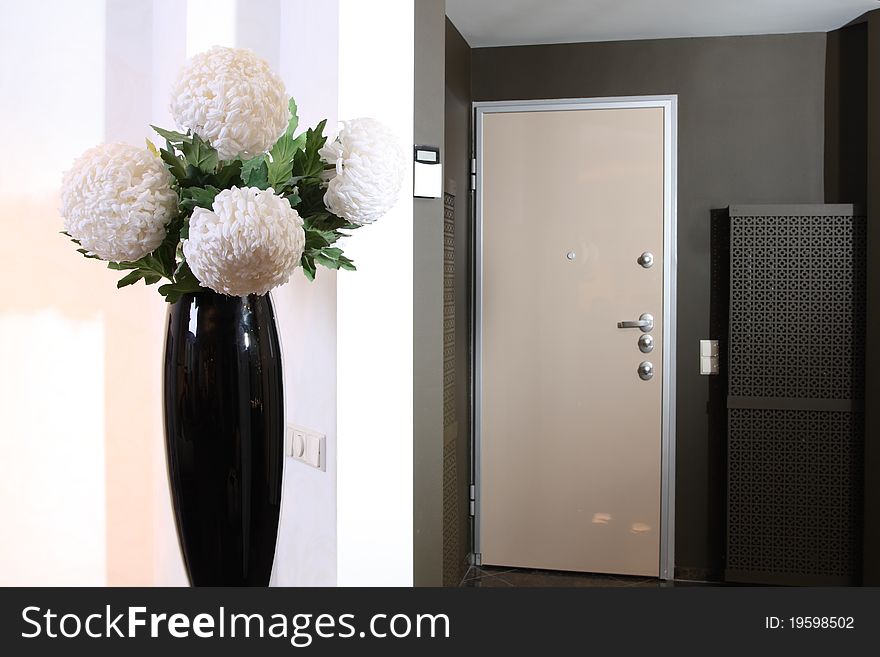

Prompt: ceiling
xmin=445 ymin=0 xmax=879 ymax=48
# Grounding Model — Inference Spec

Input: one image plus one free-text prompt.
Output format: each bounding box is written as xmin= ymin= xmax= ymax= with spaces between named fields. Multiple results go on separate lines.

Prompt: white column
xmin=336 ymin=0 xmax=415 ymax=586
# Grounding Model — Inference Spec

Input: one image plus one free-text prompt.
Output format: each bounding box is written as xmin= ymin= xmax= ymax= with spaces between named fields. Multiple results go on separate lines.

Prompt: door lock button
xmin=638 ymin=334 xmax=654 ymax=353
xmin=638 ymin=361 xmax=654 ymax=381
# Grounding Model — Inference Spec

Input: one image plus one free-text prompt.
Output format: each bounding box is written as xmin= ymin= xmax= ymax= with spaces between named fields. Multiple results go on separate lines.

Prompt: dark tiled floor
xmin=460 ymin=565 xmax=673 ymax=587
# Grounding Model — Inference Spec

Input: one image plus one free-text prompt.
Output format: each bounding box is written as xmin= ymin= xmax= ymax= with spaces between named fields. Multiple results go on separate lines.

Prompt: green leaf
xmin=107 ymin=237 xmax=178 ymax=282
xmin=299 ymin=212 xmax=359 ymax=279
xmin=61 ymin=232 xmax=102 ymax=259
xmin=291 ymin=119 xmax=328 ymax=181
xmin=180 ymin=185 xmax=220 ymax=211
xmin=151 ymin=125 xmax=191 ymax=144
xmin=304 ymin=226 xmax=334 ymax=250
xmin=304 ymin=209 xmax=358 ymax=233
xmin=113 ymin=257 xmax=168 ymax=288
xmin=242 ymin=158 xmax=270 ymax=189
xmin=183 ymin=163 xmax=203 ymax=183
xmin=267 ymin=133 xmax=302 ymax=189
xmin=300 ymin=207 xmax=360 ymax=277
xmin=290 ymin=132 xmax=307 ymax=154
xmin=286 ymin=97 xmax=299 ymax=136
xmin=269 ymin=98 xmax=323 ymax=192
xmin=158 ymin=261 xmax=205 ymax=303
xmin=241 ymin=156 xmax=266 ymax=180
xmin=307 ymin=244 xmax=357 ymax=274
xmin=307 ymin=119 xmax=328 ymax=151
xmin=107 ymin=261 xmax=143 ymax=271
xmin=267 ymin=158 xmax=294 ymax=189
xmin=312 ymin=253 xmax=337 ymax=269
xmin=337 ymin=254 xmax=356 ymax=271
xmin=142 ymin=215 xmax=183 ymax=283
xmin=160 ymin=147 xmax=187 ymax=181
xmin=301 ymin=253 xmax=316 ymax=281
xmin=214 ymin=159 xmax=243 ymax=188
xmin=116 ymin=270 xmax=148 ymax=288
xmin=181 ymin=133 xmax=219 ymax=174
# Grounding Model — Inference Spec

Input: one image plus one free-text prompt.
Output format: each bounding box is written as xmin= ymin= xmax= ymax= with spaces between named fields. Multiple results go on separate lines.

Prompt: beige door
xmin=479 ymin=104 xmax=667 ymax=577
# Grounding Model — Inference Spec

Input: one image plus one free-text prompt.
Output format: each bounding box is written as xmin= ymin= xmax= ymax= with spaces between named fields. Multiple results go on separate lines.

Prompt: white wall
xmin=0 ymin=312 xmax=106 ymax=585
xmin=336 ymin=0 xmax=416 ymax=586
xmin=0 ymin=0 xmax=108 ymax=586
xmin=0 ymin=0 xmax=152 ymax=586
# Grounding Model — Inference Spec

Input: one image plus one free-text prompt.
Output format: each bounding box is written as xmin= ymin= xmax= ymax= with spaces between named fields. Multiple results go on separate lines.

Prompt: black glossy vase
xmin=163 ymin=291 xmax=284 ymax=586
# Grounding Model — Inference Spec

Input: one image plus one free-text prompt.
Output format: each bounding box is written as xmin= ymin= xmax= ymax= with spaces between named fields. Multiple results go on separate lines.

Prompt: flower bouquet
xmin=61 ymin=46 xmax=405 ymax=301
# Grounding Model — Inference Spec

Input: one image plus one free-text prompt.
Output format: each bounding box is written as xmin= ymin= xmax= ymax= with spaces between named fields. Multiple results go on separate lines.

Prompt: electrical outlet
xmin=286 ymin=424 xmax=325 ymax=471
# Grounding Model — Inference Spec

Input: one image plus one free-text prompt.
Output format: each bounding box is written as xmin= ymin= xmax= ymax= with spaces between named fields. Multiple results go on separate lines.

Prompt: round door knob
xmin=637 ymin=251 xmax=654 ymax=268
xmin=638 ymin=361 xmax=654 ymax=381
xmin=638 ymin=334 xmax=654 ymax=353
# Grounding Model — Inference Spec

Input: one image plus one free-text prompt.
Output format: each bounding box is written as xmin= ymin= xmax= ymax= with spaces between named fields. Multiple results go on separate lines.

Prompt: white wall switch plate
xmin=699 ymin=340 xmax=719 ymax=375
xmin=286 ymin=424 xmax=325 ymax=471
xmin=700 ymin=339 xmax=719 ymax=357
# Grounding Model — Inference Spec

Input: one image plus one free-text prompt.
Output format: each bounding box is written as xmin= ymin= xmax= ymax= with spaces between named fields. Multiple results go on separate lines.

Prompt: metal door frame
xmin=472 ymin=95 xmax=678 ymax=580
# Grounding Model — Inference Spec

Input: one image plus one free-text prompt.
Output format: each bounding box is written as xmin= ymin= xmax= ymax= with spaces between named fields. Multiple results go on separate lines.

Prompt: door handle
xmin=617 ymin=313 xmax=654 ymax=333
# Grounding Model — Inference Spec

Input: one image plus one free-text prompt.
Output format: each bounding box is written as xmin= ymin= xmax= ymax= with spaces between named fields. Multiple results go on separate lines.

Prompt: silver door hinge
xmin=470 ymin=158 xmax=476 ymax=191
xmin=469 ymin=484 xmax=476 ymax=516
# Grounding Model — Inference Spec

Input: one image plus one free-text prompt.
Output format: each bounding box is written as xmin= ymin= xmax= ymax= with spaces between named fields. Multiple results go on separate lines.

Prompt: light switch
xmin=291 ymin=429 xmax=306 ymax=458
xmin=286 ymin=424 xmax=325 ymax=471
xmin=700 ymin=340 xmax=719 ymax=375
xmin=700 ymin=356 xmax=719 ymax=375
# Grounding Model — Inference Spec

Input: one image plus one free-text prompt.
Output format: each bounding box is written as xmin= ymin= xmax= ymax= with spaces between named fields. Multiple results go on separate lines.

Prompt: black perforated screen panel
xmin=728 ymin=213 xmax=866 ymax=401
xmin=725 ymin=206 xmax=865 ymax=585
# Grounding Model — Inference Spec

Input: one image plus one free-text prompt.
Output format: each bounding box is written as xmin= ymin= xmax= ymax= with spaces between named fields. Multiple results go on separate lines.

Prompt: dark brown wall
xmin=444 ymin=16 xmax=473 ymax=585
xmin=472 ymin=33 xmax=827 ymax=578
xmin=824 ymin=13 xmax=879 ymax=585
xmin=825 ymin=22 xmax=868 ymax=205
xmin=864 ymin=10 xmax=880 ymax=585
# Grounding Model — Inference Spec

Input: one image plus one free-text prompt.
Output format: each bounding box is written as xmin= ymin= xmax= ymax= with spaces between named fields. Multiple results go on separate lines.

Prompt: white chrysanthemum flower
xmin=170 ymin=46 xmax=288 ymax=161
xmin=183 ymin=186 xmax=305 ymax=296
xmin=320 ymin=117 xmax=406 ymax=226
xmin=61 ymin=142 xmax=178 ymax=262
